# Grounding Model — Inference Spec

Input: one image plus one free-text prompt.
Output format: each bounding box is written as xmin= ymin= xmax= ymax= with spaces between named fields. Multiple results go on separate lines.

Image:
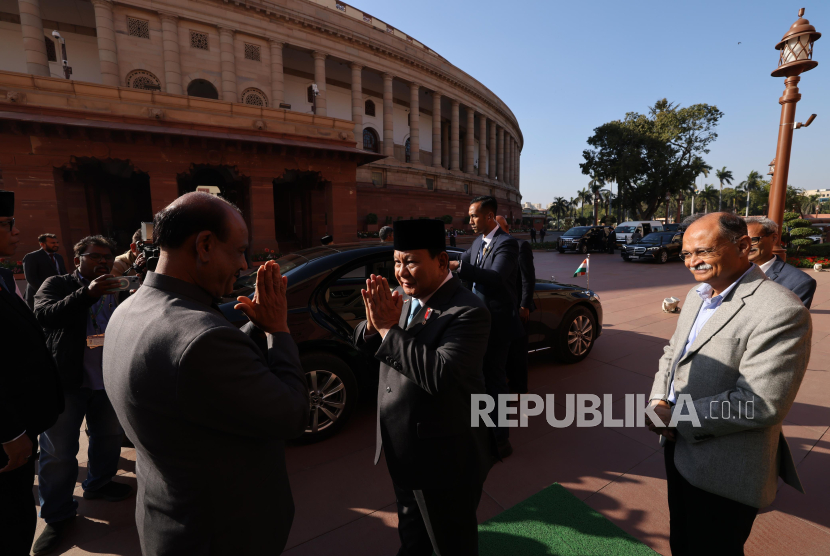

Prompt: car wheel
xmin=658 ymin=250 xmax=668 ymax=264
xmin=298 ymin=353 xmax=358 ymax=443
xmin=580 ymin=243 xmax=588 ymax=255
xmin=554 ymin=306 xmax=597 ymax=364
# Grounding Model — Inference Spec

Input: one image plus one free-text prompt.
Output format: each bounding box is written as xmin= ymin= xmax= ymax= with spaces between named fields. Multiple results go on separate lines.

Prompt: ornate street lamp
xmin=767 ymin=8 xmax=821 ymax=258
xmin=767 ymin=159 xmax=775 ymax=177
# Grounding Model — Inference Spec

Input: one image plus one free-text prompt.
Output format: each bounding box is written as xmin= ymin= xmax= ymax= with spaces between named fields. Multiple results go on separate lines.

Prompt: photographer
xmin=103 ymin=192 xmax=308 ymax=556
xmin=32 ymin=236 xmax=132 ymax=554
xmin=112 ymin=228 xmax=155 ymax=284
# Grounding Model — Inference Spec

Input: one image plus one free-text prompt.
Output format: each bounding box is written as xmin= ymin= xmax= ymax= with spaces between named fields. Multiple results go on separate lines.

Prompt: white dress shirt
xmin=758 ymin=256 xmax=776 ymax=275
xmin=667 ymin=264 xmax=756 ymax=403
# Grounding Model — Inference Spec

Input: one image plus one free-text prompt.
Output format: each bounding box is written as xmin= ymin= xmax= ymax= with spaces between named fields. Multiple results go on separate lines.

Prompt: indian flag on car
xmin=573 ymin=258 xmax=589 ymax=277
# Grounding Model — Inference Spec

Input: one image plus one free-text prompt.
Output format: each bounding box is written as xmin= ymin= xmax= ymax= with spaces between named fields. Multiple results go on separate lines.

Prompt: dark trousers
xmin=506 ymin=328 xmax=529 ymax=394
xmin=0 ymin=444 xmax=37 ymax=556
xmin=393 ymin=480 xmax=482 ymax=556
xmin=665 ymin=441 xmax=759 ymax=555
xmin=482 ymin=338 xmax=511 ymax=444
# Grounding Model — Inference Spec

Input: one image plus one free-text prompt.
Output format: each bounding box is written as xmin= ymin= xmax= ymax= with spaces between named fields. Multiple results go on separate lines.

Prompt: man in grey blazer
xmin=648 ymin=212 xmax=811 ymax=556
xmin=355 ymin=219 xmax=495 ymax=556
xmin=746 ymin=216 xmax=817 ymax=308
xmin=103 ymin=193 xmax=309 ymax=556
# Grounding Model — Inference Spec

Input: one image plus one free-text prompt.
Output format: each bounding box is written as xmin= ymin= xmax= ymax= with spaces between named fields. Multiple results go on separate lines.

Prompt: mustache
xmin=692 ymin=263 xmax=713 ymax=271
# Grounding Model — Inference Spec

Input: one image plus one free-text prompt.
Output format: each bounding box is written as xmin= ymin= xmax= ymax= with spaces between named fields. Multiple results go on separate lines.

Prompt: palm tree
xmin=588 ymin=176 xmax=605 ymax=225
xmin=739 ymin=171 xmax=763 ymax=217
xmin=801 ymin=194 xmax=820 ymax=218
xmin=551 ymin=197 xmax=568 ymax=228
xmin=576 ymin=188 xmax=590 ymax=219
xmin=699 ymin=185 xmax=718 ymax=213
xmin=715 ymin=167 xmax=734 ymax=212
xmin=569 ymin=196 xmax=579 ymax=220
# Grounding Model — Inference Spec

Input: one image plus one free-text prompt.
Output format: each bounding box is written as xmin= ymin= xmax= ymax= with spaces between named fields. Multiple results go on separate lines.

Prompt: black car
xmin=621 ymin=232 xmax=683 ymax=263
xmin=558 ymin=226 xmax=615 ymax=254
xmin=663 ymin=223 xmax=681 ymax=232
xmin=219 ymin=243 xmax=603 ymax=442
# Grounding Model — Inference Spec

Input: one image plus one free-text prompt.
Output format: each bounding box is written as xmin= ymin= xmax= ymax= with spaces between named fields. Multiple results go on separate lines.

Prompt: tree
xmin=580 ymin=99 xmax=724 ymax=220
xmin=739 ymin=171 xmax=763 ymax=217
xmin=588 ymin=176 xmax=604 ymax=225
xmin=700 ymin=184 xmax=718 ymax=213
xmin=789 ymin=217 xmax=818 ymax=252
xmin=715 ymin=166 xmax=733 ymax=212
xmin=801 ymin=194 xmax=820 ymax=218
xmin=551 ymin=197 xmax=568 ymax=228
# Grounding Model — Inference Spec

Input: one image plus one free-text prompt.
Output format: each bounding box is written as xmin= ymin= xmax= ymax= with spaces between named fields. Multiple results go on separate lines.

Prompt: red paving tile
xmin=32 ymin=253 xmax=830 ymax=555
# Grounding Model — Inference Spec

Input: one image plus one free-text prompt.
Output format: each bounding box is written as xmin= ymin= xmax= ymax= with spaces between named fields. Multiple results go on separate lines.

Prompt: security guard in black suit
xmin=354 ymin=219 xmax=495 ymax=556
xmin=0 ymin=190 xmax=64 ymax=556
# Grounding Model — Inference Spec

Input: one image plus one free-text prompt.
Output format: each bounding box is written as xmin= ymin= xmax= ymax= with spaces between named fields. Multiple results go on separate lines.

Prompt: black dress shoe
xmin=83 ymin=480 xmax=133 ymax=502
xmin=32 ymin=515 xmax=76 ymax=555
xmin=497 ymin=440 xmax=513 ymax=459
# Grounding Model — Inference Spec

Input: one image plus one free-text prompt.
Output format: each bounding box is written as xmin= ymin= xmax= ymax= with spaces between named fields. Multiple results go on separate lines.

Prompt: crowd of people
xmin=0 ymin=187 xmax=818 ymax=556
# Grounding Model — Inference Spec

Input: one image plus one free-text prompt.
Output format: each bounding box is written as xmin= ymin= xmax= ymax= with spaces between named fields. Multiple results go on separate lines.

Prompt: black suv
xmin=621 ymin=232 xmax=683 ymax=263
xmin=558 ymin=226 xmax=615 ymax=254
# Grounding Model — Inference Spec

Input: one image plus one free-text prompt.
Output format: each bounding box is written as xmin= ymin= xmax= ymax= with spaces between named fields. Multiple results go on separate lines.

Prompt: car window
xmin=564 ymin=227 xmax=591 ymax=237
xmin=615 ymin=226 xmax=635 ymax=233
xmin=322 ymin=262 xmax=370 ymax=332
xmin=672 ymin=234 xmax=682 ymax=243
xmin=370 ymin=258 xmax=400 ymax=289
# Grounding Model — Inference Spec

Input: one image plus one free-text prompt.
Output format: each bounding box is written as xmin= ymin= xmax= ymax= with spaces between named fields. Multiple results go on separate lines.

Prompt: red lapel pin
xmin=423 ymin=307 xmax=433 ymax=324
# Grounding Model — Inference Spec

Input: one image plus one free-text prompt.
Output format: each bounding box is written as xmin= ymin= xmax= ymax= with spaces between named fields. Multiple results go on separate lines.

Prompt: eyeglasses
xmin=749 ymin=234 xmax=769 ymax=245
xmin=0 ymin=218 xmax=14 ymax=232
xmin=79 ymin=253 xmax=115 ymax=262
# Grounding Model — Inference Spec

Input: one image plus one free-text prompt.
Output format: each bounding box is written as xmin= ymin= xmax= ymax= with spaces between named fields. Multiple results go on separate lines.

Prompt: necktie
xmin=406 ymin=299 xmax=421 ymax=326
xmin=50 ymin=253 xmax=59 ymax=273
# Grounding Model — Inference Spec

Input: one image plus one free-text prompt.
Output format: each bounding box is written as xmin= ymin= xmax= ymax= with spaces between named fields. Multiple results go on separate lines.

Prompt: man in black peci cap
xmin=0 ymin=190 xmax=64 ymax=556
xmin=354 ymin=219 xmax=496 ymax=556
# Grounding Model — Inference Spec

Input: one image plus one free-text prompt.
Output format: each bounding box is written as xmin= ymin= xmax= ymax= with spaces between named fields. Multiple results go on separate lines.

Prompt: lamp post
xmin=768 ymin=8 xmax=821 ymax=259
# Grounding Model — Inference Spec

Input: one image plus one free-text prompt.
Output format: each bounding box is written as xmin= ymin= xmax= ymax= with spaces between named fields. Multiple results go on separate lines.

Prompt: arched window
xmin=365 ymin=99 xmax=375 ymax=117
xmin=363 ymin=128 xmax=379 ymax=153
xmin=187 ymin=79 xmax=219 ymax=99
xmin=126 ymin=70 xmax=161 ymax=91
xmin=405 ymin=137 xmax=411 ymax=163
xmin=240 ymin=88 xmax=268 ymax=107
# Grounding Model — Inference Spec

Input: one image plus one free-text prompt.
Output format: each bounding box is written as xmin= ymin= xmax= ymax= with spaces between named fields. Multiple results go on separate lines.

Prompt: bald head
xmin=154 ymin=192 xmax=243 ymax=250
xmin=495 ymin=215 xmax=509 ymax=233
xmin=152 ymin=192 xmax=249 ymax=298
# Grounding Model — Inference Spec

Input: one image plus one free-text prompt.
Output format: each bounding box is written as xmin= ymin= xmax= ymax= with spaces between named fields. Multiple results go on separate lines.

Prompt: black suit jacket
xmin=354 ymin=277 xmax=496 ymax=490
xmin=765 ymin=255 xmax=817 ymax=309
xmin=23 ymin=249 xmax=67 ymax=309
xmin=103 ymin=272 xmax=309 ymax=556
xmin=34 ymin=273 xmax=127 ymax=391
xmin=0 ymin=271 xmax=63 ymax=463
xmin=516 ymin=239 xmax=536 ymax=311
xmin=457 ymin=228 xmax=522 ymax=338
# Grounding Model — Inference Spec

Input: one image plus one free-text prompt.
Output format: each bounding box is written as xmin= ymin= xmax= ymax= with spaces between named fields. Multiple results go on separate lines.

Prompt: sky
xmin=351 ymin=0 xmax=829 ymax=207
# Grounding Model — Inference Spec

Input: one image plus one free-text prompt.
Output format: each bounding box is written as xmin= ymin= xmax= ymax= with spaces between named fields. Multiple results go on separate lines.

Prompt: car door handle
xmin=330 ymin=290 xmax=354 ymax=298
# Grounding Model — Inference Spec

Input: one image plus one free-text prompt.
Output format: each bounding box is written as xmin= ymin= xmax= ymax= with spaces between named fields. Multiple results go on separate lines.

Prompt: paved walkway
xmin=35 ymin=251 xmax=830 ymax=555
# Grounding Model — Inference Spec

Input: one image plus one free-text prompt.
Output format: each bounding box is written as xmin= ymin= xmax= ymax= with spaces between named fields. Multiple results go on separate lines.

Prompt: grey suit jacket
xmin=353 ymin=276 xmax=496 ymax=490
xmin=650 ymin=266 xmax=812 ymax=508
xmin=103 ymin=272 xmax=309 ymax=556
xmin=764 ymin=255 xmax=817 ymax=309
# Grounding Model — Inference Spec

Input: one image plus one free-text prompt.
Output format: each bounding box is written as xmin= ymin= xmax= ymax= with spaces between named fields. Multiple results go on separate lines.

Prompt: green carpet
xmin=478 ymin=483 xmax=657 ymax=555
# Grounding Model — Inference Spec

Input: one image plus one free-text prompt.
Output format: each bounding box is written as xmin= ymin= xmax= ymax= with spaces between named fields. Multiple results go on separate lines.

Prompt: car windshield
xmin=563 ymin=227 xmax=591 ymax=237
xmin=638 ymin=234 xmax=662 ymax=244
xmin=615 ymin=226 xmax=636 ymax=233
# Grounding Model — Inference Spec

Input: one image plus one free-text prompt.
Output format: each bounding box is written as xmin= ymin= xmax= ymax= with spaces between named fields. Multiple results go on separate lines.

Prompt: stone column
xmin=497 ymin=126 xmax=505 ymax=181
xmin=450 ymin=100 xmax=460 ymax=171
xmin=465 ymin=108 xmax=475 ymax=174
xmin=432 ymin=92 xmax=442 ymax=169
xmin=159 ymin=13 xmax=182 ymax=94
xmin=479 ymin=115 xmax=487 ymax=177
xmin=270 ymin=39 xmax=284 ymax=107
xmin=516 ymin=146 xmax=521 ymax=190
xmin=90 ymin=0 xmax=120 ymax=86
xmin=505 ymin=135 xmax=512 ymax=186
xmin=409 ymin=82 xmax=419 ymax=164
xmin=350 ymin=63 xmax=363 ymax=148
xmin=312 ymin=51 xmax=327 ymax=116
xmin=489 ymin=120 xmax=497 ymax=180
xmin=441 ymin=121 xmax=449 ymax=169
xmin=382 ymin=73 xmax=394 ymax=157
xmin=218 ymin=27 xmax=237 ymax=102
xmin=18 ymin=0 xmax=49 ymax=77
xmin=514 ymin=140 xmax=520 ymax=188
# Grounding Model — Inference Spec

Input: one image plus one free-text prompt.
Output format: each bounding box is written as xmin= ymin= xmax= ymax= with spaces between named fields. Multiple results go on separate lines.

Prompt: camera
xmin=115 ymin=276 xmax=142 ymax=291
xmin=128 ymin=222 xmax=160 ymax=274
